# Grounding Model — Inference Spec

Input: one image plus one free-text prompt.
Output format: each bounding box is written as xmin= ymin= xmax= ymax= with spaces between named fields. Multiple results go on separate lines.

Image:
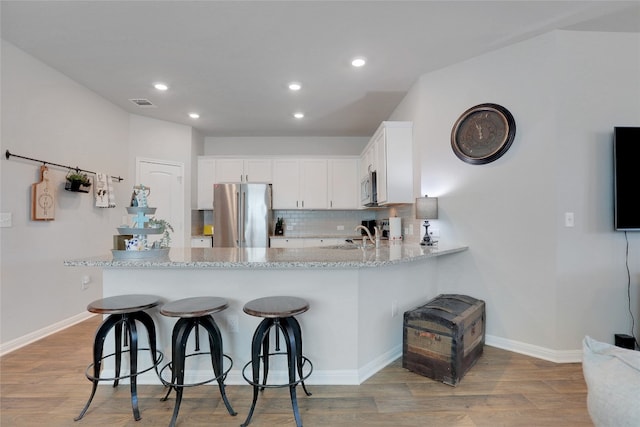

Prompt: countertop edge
xmin=64 ymin=245 xmax=468 ymax=269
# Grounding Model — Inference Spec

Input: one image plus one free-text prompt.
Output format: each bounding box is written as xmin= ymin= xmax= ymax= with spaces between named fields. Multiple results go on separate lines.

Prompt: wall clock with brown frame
xmin=451 ymin=103 xmax=516 ymax=165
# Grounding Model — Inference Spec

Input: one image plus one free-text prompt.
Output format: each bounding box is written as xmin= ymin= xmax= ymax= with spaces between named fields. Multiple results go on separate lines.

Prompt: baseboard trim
xmin=94 ymin=336 xmax=583 ymax=387
xmin=106 ymin=345 xmax=405 ymax=386
xmin=1 ymin=319 xmax=582 ymax=370
xmin=0 ymin=311 xmax=96 ymax=357
xmin=486 ymin=334 xmax=582 ymax=363
xmin=357 ymin=344 xmax=402 ymax=383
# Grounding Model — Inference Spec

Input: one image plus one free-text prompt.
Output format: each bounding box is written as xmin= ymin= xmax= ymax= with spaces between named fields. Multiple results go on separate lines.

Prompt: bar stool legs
xmin=75 ymin=309 xmax=162 ymax=421
xmin=241 ymin=296 xmax=313 ymax=427
xmin=160 ymin=315 xmax=236 ymax=427
xmin=242 ymin=311 xmax=313 ymax=427
xmin=158 ymin=296 xmax=236 ymax=427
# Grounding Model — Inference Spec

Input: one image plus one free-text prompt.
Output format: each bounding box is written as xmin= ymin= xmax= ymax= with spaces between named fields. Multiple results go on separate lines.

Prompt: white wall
xmin=0 ymin=40 xmax=130 ymax=348
xmin=390 ymin=30 xmax=640 ymax=355
xmin=0 ymin=42 xmax=201 ymax=352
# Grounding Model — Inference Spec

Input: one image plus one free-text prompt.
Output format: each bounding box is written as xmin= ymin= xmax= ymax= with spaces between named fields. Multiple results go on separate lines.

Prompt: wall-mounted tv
xmin=614 ymin=126 xmax=640 ymax=231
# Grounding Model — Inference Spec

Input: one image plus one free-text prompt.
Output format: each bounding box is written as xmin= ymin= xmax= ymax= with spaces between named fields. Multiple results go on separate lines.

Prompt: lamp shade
xmin=415 ymin=196 xmax=438 ymax=219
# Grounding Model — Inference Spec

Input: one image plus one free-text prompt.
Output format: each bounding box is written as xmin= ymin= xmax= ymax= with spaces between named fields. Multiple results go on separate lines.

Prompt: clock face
xmin=451 ymin=104 xmax=516 ymax=164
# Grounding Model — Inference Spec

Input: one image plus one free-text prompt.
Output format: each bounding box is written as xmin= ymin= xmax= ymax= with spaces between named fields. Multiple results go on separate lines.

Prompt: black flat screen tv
xmin=614 ymin=126 xmax=640 ymax=231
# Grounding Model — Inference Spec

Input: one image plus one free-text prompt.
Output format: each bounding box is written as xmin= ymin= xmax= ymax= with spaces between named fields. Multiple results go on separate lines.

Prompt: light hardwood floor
xmin=1 ymin=316 xmax=592 ymax=426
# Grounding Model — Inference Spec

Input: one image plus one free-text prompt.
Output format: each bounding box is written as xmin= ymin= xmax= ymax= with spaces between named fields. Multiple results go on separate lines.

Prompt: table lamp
xmin=415 ymin=196 xmax=438 ymax=246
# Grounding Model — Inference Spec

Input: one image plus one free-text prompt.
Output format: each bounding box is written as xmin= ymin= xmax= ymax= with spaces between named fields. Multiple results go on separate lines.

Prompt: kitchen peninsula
xmin=65 ymin=243 xmax=467 ymax=385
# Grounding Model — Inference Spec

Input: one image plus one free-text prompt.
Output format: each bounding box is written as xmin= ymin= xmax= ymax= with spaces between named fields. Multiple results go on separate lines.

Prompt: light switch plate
xmin=0 ymin=212 xmax=12 ymax=228
xmin=564 ymin=212 xmax=574 ymax=227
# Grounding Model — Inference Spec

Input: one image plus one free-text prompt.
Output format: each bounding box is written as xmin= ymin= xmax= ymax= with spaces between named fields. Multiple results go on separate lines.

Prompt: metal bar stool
xmin=241 ymin=296 xmax=313 ymax=427
xmin=159 ymin=297 xmax=236 ymax=427
xmin=75 ymin=294 xmax=164 ymax=422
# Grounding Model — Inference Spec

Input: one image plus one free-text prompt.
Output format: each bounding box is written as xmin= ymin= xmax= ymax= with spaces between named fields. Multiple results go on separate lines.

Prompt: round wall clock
xmin=451 ymin=103 xmax=516 ymax=165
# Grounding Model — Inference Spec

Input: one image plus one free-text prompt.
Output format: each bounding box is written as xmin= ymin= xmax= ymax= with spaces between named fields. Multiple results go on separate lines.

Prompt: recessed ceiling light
xmin=154 ymin=83 xmax=169 ymax=91
xmin=189 ymin=113 xmax=200 ymax=119
xmin=293 ymin=112 xmax=304 ymax=119
xmin=288 ymin=82 xmax=302 ymax=91
xmin=351 ymin=57 xmax=366 ymax=67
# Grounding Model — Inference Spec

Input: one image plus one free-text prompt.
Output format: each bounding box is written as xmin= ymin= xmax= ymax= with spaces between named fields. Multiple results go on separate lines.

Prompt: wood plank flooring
xmin=0 ymin=316 xmax=592 ymax=426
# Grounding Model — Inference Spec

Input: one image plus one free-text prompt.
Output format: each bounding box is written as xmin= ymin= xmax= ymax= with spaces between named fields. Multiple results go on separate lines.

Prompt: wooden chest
xmin=402 ymin=294 xmax=485 ymax=386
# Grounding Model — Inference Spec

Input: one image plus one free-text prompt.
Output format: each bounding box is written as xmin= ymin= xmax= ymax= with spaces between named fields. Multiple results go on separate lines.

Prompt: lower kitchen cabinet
xmin=270 ymin=238 xmax=305 ymax=248
xmin=270 ymin=237 xmax=343 ymax=248
xmin=191 ymin=236 xmax=213 ymax=248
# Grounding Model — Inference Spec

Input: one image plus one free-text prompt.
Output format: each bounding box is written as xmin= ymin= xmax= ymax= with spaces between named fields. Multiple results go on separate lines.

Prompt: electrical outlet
xmin=337 ymin=225 xmax=344 ymax=230
xmin=565 ymin=212 xmax=574 ymax=227
xmin=408 ymin=224 xmax=414 ymax=235
xmin=81 ymin=275 xmax=91 ymax=290
xmin=429 ymin=228 xmax=440 ymax=238
xmin=226 ymin=315 xmax=239 ymax=333
xmin=391 ymin=301 xmax=398 ymax=318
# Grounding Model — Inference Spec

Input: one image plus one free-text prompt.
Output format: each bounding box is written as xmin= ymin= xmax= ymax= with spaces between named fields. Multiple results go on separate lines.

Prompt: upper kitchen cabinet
xmin=360 ymin=143 xmax=375 ymax=179
xmin=197 ymin=157 xmax=216 ymax=210
xmin=272 ymin=159 xmax=328 ymax=209
xmin=362 ymin=121 xmax=413 ymax=205
xmin=215 ymin=158 xmax=272 ymax=183
xmin=328 ymin=158 xmax=359 ymax=209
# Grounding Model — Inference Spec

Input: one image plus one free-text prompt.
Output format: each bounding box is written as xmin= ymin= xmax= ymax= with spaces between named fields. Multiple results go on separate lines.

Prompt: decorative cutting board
xmin=31 ymin=165 xmax=55 ymax=221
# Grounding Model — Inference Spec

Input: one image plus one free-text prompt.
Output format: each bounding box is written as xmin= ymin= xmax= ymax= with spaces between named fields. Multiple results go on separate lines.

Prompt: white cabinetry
xmin=270 ymin=238 xmax=305 ymax=248
xmin=270 ymin=237 xmax=343 ymax=248
xmin=197 ymin=157 xmax=272 ymax=209
xmin=303 ymin=237 xmax=342 ymax=247
xmin=361 ymin=121 xmax=413 ymax=205
xmin=360 ymin=144 xmax=375 ymax=179
xmin=328 ymin=158 xmax=359 ymax=209
xmin=272 ymin=159 xmax=327 ymax=209
xmin=197 ymin=157 xmax=216 ymax=210
xmin=191 ymin=236 xmax=212 ymax=248
xmin=199 ymin=156 xmax=358 ymax=211
xmin=215 ymin=158 xmax=272 ymax=183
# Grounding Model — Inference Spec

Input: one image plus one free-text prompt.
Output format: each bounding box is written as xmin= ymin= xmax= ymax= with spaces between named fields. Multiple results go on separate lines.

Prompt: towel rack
xmin=5 ymin=150 xmax=124 ymax=182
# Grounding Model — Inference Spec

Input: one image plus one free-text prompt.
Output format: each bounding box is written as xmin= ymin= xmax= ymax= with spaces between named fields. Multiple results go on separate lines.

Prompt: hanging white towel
xmin=106 ymin=174 xmax=116 ymax=208
xmin=95 ymin=172 xmax=116 ymax=208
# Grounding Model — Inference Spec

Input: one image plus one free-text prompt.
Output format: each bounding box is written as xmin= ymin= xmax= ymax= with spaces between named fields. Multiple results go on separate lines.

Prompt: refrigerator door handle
xmin=236 ymin=190 xmax=241 ymax=246
xmin=241 ymin=190 xmax=247 ymax=245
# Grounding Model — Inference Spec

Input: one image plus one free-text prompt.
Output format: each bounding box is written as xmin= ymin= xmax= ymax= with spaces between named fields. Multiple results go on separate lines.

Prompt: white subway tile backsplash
xmin=193 ymin=205 xmax=422 ymax=242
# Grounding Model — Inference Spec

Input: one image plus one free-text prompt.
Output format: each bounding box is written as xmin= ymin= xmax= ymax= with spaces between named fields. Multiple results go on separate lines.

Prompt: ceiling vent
xmin=129 ymin=98 xmax=156 ymax=108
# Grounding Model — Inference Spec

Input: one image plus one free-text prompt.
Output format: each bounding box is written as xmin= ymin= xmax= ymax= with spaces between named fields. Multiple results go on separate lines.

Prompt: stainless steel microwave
xmin=361 ymin=170 xmax=378 ymax=207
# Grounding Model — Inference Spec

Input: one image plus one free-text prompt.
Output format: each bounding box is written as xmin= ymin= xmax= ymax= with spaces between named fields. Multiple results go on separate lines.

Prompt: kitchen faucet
xmin=354 ymin=225 xmax=381 ymax=248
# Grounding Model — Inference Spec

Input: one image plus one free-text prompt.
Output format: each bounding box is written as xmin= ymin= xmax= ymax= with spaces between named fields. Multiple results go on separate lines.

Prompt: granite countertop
xmin=64 ymin=242 xmax=467 ymax=269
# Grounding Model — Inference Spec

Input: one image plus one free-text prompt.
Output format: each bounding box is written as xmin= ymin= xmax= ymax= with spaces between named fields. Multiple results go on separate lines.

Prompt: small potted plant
xmin=149 ymin=218 xmax=174 ymax=248
xmin=65 ymin=170 xmax=92 ymax=192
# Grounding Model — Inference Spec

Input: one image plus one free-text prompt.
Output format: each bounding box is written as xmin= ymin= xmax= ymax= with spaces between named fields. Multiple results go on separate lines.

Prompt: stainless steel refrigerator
xmin=213 ymin=183 xmax=272 ymax=248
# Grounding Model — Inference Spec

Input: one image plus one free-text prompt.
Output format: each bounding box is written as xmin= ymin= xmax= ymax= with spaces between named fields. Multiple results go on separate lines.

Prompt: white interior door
xmin=136 ymin=158 xmax=185 ymax=247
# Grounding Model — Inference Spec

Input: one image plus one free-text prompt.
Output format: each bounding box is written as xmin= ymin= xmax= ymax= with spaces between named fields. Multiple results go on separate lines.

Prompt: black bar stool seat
xmin=159 ymin=297 xmax=236 ymax=427
xmin=241 ymin=296 xmax=313 ymax=427
xmin=75 ymin=294 xmax=164 ymax=422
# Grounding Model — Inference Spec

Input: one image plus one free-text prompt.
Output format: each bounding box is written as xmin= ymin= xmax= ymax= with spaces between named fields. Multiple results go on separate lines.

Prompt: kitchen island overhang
xmin=66 ymin=243 xmax=467 ymax=386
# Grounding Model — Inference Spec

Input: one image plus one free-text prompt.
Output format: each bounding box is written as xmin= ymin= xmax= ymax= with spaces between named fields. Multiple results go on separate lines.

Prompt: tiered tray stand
xmin=112 ymin=207 xmax=169 ymax=260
